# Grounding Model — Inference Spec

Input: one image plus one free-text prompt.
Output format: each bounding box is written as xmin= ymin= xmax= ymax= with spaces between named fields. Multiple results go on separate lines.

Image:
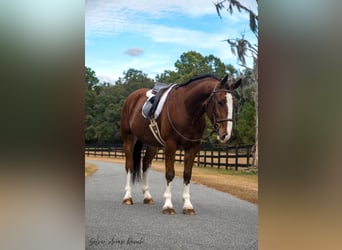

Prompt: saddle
xmin=142 ymin=82 xmax=175 ymax=146
xmin=142 ymin=82 xmax=169 ymax=119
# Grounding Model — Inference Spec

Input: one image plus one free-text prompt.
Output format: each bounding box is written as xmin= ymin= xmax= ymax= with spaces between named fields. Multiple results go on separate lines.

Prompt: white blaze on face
xmin=226 ymin=92 xmax=233 ymax=139
xmin=217 ymin=92 xmax=233 ymax=143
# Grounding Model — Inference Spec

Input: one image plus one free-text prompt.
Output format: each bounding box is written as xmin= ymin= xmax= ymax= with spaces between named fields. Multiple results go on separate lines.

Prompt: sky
xmin=85 ymin=0 xmax=258 ymax=84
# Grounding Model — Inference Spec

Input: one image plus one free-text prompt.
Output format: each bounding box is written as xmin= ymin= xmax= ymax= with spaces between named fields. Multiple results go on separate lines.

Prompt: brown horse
xmin=120 ymin=74 xmax=242 ymax=215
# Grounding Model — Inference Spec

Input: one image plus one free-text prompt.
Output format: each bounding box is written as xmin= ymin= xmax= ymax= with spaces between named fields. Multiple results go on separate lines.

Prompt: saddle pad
xmin=142 ymin=84 xmax=176 ymax=119
xmin=154 ymin=84 xmax=176 ymax=118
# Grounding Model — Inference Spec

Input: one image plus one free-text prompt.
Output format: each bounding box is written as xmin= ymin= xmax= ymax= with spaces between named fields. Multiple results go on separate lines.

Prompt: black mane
xmin=176 ymin=73 xmax=219 ymax=88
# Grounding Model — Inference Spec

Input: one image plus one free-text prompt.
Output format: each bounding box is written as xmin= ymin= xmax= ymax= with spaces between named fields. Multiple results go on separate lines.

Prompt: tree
xmin=85 ymin=66 xmax=99 ymax=90
xmin=156 ymin=51 xmax=234 ymax=83
xmin=234 ymin=85 xmax=256 ymax=145
xmin=226 ymin=64 xmax=238 ymax=78
xmin=174 ymin=51 xmax=211 ymax=82
xmin=205 ymin=54 xmax=231 ymax=78
xmin=85 ymin=67 xmax=154 ymax=144
xmin=214 ymin=0 xmax=259 ymax=168
xmin=85 ymin=66 xmax=100 ymax=142
xmin=116 ymin=68 xmax=154 ymax=92
xmin=85 ymin=53 xmax=255 ymax=145
xmin=155 ymin=70 xmax=179 ymax=84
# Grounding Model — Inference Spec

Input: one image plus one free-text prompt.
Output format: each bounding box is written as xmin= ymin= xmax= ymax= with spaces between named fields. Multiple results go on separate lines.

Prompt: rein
xmin=166 ymin=101 xmax=203 ymax=142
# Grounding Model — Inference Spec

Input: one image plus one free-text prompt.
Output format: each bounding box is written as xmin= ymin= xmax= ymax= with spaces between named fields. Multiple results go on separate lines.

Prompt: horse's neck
xmin=182 ymin=80 xmax=216 ymax=117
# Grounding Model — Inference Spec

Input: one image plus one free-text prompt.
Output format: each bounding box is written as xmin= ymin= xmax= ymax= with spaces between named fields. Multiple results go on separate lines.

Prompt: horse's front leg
xmin=182 ymin=144 xmax=200 ymax=215
xmin=162 ymin=143 xmax=177 ymax=215
xmin=182 ymin=184 xmax=194 ymax=215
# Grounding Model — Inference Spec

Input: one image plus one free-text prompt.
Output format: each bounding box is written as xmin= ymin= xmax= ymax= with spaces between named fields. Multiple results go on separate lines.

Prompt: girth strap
xmin=149 ymin=119 xmax=165 ymax=146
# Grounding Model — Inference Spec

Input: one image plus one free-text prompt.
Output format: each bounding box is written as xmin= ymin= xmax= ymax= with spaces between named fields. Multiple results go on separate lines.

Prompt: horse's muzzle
xmin=217 ymin=132 xmax=230 ymax=143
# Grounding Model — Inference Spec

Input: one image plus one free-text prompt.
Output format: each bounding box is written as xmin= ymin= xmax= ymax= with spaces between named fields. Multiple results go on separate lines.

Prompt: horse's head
xmin=207 ymin=75 xmax=242 ymax=143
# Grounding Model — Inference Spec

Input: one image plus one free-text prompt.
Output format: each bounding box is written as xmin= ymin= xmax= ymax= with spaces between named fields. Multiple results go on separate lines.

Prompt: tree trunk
xmin=252 ymin=60 xmax=258 ymax=168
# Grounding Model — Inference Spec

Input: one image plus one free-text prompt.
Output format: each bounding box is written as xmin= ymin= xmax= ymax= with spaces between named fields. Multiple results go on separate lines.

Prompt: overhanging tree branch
xmin=214 ymin=0 xmax=259 ymax=168
xmin=214 ymin=0 xmax=258 ymax=36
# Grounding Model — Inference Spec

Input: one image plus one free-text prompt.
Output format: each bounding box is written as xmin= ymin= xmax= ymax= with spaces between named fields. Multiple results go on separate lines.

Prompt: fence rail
xmin=85 ymin=144 xmax=254 ymax=170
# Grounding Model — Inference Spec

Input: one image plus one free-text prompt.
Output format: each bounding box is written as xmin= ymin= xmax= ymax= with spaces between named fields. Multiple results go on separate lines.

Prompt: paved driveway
xmin=85 ymin=159 xmax=258 ymax=250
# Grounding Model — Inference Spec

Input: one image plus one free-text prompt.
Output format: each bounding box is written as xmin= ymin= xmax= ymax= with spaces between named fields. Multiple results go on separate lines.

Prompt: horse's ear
xmin=219 ymin=74 xmax=229 ymax=88
xmin=229 ymin=78 xmax=242 ymax=90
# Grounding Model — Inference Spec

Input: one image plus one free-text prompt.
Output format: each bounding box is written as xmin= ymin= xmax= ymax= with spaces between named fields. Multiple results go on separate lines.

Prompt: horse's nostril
xmin=221 ymin=133 xmax=227 ymax=140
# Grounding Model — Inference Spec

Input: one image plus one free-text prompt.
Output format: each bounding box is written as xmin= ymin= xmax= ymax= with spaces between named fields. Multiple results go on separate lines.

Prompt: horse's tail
xmin=132 ymin=140 xmax=143 ymax=183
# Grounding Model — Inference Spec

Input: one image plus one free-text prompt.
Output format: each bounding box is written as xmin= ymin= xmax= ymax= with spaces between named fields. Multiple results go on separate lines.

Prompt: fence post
xmin=210 ymin=147 xmax=214 ymax=168
xmin=225 ymin=147 xmax=228 ymax=170
xmin=204 ymin=149 xmax=207 ymax=167
xmin=235 ymin=145 xmax=238 ymax=171
xmin=197 ymin=150 xmax=200 ymax=166
xmin=247 ymin=146 xmax=250 ymax=167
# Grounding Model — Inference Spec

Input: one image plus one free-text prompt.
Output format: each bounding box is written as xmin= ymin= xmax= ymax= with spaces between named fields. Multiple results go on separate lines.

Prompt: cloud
xmin=86 ymin=0 xmax=216 ymax=22
xmin=86 ymin=0 xmax=228 ymax=35
xmin=85 ymin=0 xmax=258 ymax=82
xmin=85 ymin=0 xmax=257 ymax=24
xmin=85 ymin=0 xmax=256 ymax=40
xmin=124 ymin=48 xmax=144 ymax=57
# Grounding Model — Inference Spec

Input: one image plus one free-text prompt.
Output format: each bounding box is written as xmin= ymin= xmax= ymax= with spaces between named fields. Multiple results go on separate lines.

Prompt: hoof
xmin=122 ymin=198 xmax=133 ymax=205
xmin=143 ymin=198 xmax=155 ymax=205
xmin=183 ymin=208 xmax=196 ymax=215
xmin=162 ymin=207 xmax=176 ymax=215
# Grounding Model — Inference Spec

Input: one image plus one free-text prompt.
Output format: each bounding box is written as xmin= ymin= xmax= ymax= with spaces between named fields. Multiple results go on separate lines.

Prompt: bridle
xmin=166 ymin=85 xmax=235 ymax=142
xmin=208 ymin=87 xmax=234 ymax=134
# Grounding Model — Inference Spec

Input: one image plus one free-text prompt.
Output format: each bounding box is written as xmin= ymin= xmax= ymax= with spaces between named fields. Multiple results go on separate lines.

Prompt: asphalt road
xmin=85 ymin=159 xmax=258 ymax=250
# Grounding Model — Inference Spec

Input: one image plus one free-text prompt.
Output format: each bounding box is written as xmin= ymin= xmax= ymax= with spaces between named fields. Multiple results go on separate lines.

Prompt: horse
xmin=120 ymin=73 xmax=242 ymax=215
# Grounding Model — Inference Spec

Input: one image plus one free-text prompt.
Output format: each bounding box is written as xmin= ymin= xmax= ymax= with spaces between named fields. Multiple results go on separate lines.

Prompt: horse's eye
xmin=217 ymin=101 xmax=224 ymax=106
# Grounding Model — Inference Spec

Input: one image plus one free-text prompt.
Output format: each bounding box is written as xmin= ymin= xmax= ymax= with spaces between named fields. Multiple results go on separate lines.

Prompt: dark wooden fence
xmin=85 ymin=144 xmax=254 ymax=170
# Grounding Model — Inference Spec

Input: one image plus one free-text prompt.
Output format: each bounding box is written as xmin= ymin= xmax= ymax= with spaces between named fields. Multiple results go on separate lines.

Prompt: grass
xmin=190 ymin=167 xmax=258 ymax=204
xmin=85 ymin=156 xmax=258 ymax=204
xmin=85 ymin=163 xmax=98 ymax=177
xmin=150 ymin=161 xmax=258 ymax=204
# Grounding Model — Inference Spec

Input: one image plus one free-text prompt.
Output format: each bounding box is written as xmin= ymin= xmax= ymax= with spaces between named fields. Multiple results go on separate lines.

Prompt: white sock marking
xmin=163 ymin=182 xmax=173 ymax=209
xmin=123 ymin=171 xmax=132 ymax=200
xmin=141 ymin=171 xmax=152 ymax=199
xmin=182 ymin=184 xmax=193 ymax=210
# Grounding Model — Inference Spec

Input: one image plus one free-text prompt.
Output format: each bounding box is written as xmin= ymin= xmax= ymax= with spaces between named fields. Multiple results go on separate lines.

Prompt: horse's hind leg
xmin=141 ymin=145 xmax=158 ymax=205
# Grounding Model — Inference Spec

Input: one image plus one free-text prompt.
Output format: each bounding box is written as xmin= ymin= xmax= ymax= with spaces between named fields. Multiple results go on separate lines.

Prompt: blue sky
xmin=85 ymin=0 xmax=258 ymax=84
